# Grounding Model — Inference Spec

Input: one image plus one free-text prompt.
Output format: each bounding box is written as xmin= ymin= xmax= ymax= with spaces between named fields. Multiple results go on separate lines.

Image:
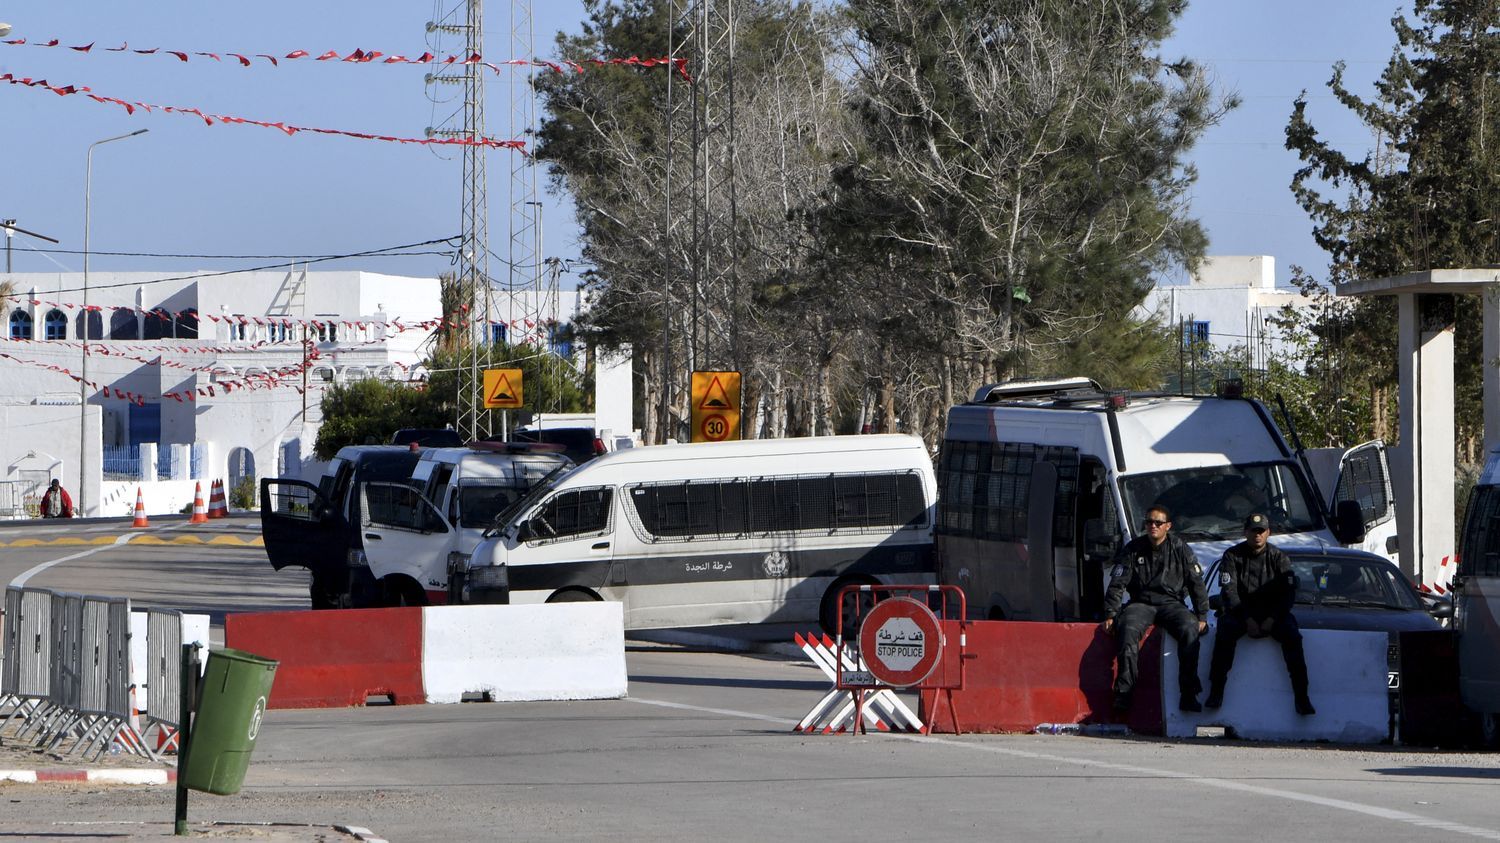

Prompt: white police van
xmin=936 ymin=378 xmax=1395 ymax=622
xmin=356 ymin=443 xmax=572 ymax=605
xmin=455 ymin=434 xmax=938 ymax=632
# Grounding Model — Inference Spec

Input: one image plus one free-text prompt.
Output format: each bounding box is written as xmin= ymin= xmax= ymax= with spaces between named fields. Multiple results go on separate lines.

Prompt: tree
xmin=313 ymin=344 xmax=591 ymax=459
xmin=834 ymin=0 xmax=1231 ymax=382
xmin=1286 ymin=0 xmax=1500 ymax=459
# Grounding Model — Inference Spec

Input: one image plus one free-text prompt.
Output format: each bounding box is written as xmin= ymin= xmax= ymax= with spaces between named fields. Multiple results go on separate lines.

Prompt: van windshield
xmin=1118 ymin=461 xmax=1324 ymax=541
xmin=486 ymin=463 xmax=572 ymax=537
xmin=457 ymin=482 xmax=530 ymax=529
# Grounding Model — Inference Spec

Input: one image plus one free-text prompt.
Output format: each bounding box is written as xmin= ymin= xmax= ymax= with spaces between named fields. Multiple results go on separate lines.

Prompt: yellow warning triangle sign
xmin=489 ymin=374 xmax=518 ymax=404
xmin=698 ymin=375 xmax=733 ymax=410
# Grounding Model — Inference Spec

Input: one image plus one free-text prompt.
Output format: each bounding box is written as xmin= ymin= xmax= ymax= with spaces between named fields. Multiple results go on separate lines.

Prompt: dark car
xmin=392 ymin=428 xmax=465 ymax=448
xmin=506 ymin=427 xmax=605 ymax=466
xmin=1286 ymin=548 xmax=1450 ymax=632
xmin=1206 ymin=547 xmax=1450 ymax=632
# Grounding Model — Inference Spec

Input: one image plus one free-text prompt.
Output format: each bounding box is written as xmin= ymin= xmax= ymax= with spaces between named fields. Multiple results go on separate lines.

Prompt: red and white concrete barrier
xmin=224 ymin=603 xmax=627 ymax=709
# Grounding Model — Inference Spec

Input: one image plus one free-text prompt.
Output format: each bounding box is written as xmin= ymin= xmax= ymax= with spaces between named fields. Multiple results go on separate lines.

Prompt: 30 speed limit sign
xmin=701 ymin=414 xmax=730 ymax=442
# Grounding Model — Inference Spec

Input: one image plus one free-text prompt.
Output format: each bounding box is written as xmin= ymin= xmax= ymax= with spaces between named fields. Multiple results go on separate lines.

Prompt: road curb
xmin=0 ymin=768 xmax=176 ymax=784
xmin=336 ymin=825 xmax=391 ymax=843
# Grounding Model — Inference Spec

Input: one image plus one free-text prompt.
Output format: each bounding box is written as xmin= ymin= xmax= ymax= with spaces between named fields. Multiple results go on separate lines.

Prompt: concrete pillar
xmin=1396 ymin=293 xmax=1456 ymax=582
xmin=171 ymin=443 xmax=191 ymax=481
xmin=139 ymin=442 xmax=159 ymax=482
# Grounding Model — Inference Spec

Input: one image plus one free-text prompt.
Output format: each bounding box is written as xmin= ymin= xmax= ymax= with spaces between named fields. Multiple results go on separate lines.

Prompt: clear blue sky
xmin=0 ymin=1 xmax=1403 ymax=290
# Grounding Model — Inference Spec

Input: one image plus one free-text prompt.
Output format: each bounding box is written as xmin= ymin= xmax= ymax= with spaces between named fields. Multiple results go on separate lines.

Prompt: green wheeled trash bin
xmin=182 ymin=647 xmax=279 ymax=796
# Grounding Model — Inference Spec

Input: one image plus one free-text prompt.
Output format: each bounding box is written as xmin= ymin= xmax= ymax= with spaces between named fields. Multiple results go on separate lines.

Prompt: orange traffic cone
xmin=208 ymin=480 xmax=228 ymax=519
xmin=189 ymin=482 xmax=208 ymax=523
xmin=131 ymin=487 xmax=150 ymax=528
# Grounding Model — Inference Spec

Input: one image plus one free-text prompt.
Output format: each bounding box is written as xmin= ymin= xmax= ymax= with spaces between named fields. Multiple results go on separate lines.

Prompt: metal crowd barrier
xmin=0 ymin=587 xmax=167 ymax=762
xmin=144 ymin=607 xmax=184 ymax=751
xmin=0 ymin=588 xmax=53 ymax=729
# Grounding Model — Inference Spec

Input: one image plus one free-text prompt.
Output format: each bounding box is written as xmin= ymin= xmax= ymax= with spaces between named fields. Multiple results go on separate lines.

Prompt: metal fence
xmin=0 ymin=586 xmax=168 ymax=761
xmin=102 ymin=444 xmax=142 ymax=481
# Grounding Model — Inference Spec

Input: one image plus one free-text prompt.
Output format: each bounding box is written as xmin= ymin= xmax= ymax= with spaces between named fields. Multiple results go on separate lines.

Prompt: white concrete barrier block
xmin=421 ymin=602 xmax=627 ymax=704
xmin=183 ymin=613 xmax=211 ymax=676
xmin=129 ymin=611 xmax=149 ymax=712
xmin=1163 ymin=627 xmax=1389 ymax=743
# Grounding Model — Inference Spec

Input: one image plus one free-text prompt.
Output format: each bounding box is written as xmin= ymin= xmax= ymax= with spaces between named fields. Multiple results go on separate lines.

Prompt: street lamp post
xmin=81 ymin=128 xmax=148 ymax=517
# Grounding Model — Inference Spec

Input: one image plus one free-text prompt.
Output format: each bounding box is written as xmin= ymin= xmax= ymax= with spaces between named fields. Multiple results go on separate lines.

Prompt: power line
xmin=38 ymin=236 xmax=461 ymax=295
xmin=20 ymin=246 xmax=454 ymax=260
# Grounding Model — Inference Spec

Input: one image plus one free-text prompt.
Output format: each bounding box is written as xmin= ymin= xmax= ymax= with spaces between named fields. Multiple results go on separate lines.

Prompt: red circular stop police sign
xmin=858 ymin=596 xmax=943 ymax=688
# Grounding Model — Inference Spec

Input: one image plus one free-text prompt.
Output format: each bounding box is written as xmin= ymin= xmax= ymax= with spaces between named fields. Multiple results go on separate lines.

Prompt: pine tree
xmin=1286 ymin=0 xmax=1500 ymax=457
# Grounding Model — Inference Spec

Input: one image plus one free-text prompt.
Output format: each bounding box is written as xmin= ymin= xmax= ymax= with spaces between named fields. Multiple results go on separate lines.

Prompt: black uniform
xmin=1103 ymin=533 xmax=1209 ymax=699
xmin=1208 ymin=541 xmax=1309 ymax=700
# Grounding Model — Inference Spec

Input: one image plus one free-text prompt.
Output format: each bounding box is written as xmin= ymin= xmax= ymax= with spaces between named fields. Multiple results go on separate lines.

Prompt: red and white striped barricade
xmin=793 ymin=632 xmax=921 ymax=733
xmin=799 ymin=584 xmax=969 ymax=735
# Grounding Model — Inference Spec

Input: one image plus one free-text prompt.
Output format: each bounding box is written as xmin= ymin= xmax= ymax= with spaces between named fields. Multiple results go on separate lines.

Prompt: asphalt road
xmin=5 ymin=517 xmax=1500 ymax=840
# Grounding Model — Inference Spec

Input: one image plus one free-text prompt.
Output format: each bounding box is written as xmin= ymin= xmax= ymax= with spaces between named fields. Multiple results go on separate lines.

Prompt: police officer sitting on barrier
xmin=1205 ymin=513 xmax=1315 ymax=716
xmin=1101 ymin=503 xmax=1209 ymax=714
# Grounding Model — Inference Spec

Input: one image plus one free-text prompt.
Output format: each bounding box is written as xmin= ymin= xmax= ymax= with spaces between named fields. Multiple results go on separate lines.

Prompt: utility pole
xmin=1 ymin=218 xmax=61 ymax=273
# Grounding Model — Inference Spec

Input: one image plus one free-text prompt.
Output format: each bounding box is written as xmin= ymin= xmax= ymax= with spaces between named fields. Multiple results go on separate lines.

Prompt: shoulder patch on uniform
xmin=1220 ymin=571 xmax=1233 ymax=586
xmin=1193 ymin=562 xmax=1203 ymax=577
xmin=1111 ymin=564 xmax=1125 ymax=579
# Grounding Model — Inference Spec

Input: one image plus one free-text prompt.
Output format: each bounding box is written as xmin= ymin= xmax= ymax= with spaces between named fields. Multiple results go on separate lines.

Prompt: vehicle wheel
xmin=383 ymin=578 xmax=428 ymax=608
xmin=819 ymin=576 xmax=878 ymax=637
xmin=309 ymin=575 xmax=347 ymax=610
xmin=546 ymin=588 xmax=599 ymax=603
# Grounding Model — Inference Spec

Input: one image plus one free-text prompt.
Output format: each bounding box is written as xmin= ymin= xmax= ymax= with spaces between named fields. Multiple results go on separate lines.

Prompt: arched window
xmin=142 ymin=308 xmax=172 ymax=341
xmin=174 ymin=308 xmax=199 ymax=340
xmin=9 ymin=311 xmax=33 ymax=340
xmin=109 ymin=309 xmax=138 ymax=340
xmin=74 ymin=310 xmax=104 ymax=340
xmin=43 ymin=309 xmax=67 ymax=340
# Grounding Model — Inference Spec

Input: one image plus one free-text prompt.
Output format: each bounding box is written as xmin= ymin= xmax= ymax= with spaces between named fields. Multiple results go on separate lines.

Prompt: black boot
xmin=1204 ymin=683 xmax=1224 ymax=709
xmin=1179 ymin=693 xmax=1202 ymax=713
xmin=1295 ymin=694 xmax=1316 ymax=716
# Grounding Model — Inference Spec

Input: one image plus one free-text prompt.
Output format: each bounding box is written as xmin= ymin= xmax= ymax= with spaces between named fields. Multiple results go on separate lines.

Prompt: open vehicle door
xmin=259 ymin=478 xmax=345 ymax=575
xmin=360 ymin=481 xmax=453 ymax=604
xmin=1332 ymin=441 xmax=1398 ymax=562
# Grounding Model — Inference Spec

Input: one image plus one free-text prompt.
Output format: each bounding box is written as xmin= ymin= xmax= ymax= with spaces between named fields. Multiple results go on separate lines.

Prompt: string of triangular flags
xmin=0 ymin=38 xmax=691 ymax=81
xmin=0 ymin=72 xmax=527 ymax=151
xmin=7 ymin=296 xmax=455 ymax=336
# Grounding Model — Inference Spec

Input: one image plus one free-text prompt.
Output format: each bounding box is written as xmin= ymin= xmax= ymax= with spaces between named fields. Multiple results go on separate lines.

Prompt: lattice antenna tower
xmin=660 ymin=0 xmax=737 ymax=440
xmin=427 ymin=0 xmax=491 ymax=440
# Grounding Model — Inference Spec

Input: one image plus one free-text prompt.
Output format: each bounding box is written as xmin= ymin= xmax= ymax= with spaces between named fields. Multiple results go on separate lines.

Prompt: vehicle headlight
xmin=346 ymin=549 xmax=368 ymax=568
xmin=467 ymin=564 xmax=509 ymax=589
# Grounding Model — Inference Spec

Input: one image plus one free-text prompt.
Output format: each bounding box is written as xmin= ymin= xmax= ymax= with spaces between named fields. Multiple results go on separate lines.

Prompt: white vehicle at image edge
xmin=357 ymin=443 xmax=573 ymax=605
xmin=936 ymin=377 xmax=1397 ymax=622
xmin=456 ymin=434 xmax=938 ymax=632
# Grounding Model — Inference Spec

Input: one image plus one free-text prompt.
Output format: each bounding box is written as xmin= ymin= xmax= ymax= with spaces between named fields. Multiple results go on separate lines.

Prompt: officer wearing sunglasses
xmin=1101 ymin=503 xmax=1210 ymax=714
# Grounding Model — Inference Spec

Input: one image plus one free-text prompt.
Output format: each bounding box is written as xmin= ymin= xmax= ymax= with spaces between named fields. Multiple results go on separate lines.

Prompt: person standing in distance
xmin=1205 ymin=513 xmax=1315 ymax=715
xmin=39 ymin=478 xmax=74 ymax=518
xmin=1101 ymin=504 xmax=1210 ymax=713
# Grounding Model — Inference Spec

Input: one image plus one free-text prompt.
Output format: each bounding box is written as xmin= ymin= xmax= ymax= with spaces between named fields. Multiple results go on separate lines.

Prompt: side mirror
xmin=1331 ymin=500 xmax=1367 ymax=545
xmin=1423 ymin=594 xmax=1455 ymax=621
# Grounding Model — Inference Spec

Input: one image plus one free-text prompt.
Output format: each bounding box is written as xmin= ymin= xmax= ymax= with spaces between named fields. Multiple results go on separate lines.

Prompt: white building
xmin=1137 ymin=256 xmax=1313 ymax=371
xmin=0 ymin=269 xmax=442 ymax=516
